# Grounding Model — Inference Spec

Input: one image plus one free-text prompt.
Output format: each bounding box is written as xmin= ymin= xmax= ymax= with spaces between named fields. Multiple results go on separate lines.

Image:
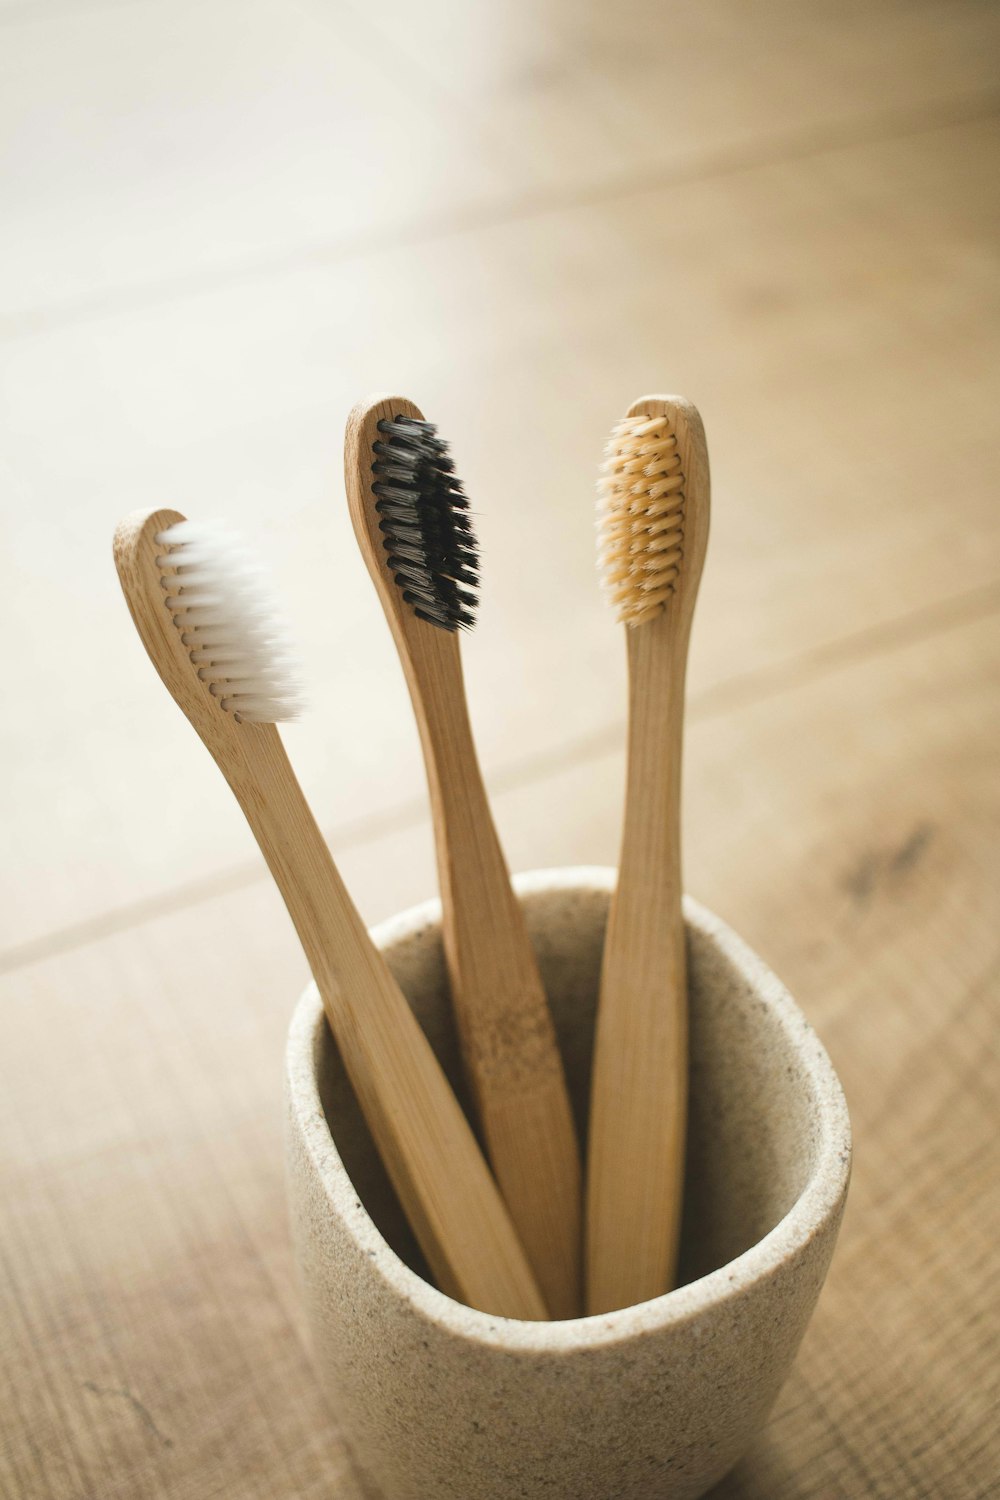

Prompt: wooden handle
xmin=231 ymin=727 xmax=549 ymax=1320
xmin=114 ymin=507 xmax=547 ymax=1322
xmin=345 ymin=397 xmax=583 ymax=1318
xmin=411 ymin=635 xmax=583 ymax=1319
xmin=586 ymin=616 xmax=689 ymax=1314
xmin=586 ymin=395 xmax=709 ymax=1315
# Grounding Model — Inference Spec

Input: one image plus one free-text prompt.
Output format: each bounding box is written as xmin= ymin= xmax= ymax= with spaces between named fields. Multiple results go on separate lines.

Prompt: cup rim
xmin=286 ymin=865 xmax=851 ymax=1351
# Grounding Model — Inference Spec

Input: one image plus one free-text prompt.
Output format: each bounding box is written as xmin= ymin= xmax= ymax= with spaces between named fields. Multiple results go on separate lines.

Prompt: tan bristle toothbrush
xmin=586 ymin=395 xmax=710 ymax=1316
xmin=344 ymin=395 xmax=583 ymax=1319
xmin=114 ymin=507 xmax=547 ymax=1321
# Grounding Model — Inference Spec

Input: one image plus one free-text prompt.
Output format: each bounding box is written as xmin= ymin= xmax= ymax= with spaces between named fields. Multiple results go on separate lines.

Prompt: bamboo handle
xmin=344 ymin=396 xmax=582 ymax=1318
xmin=220 ymin=725 xmax=549 ymax=1321
xmin=409 ymin=634 xmax=583 ymax=1318
xmin=114 ymin=505 xmax=546 ymax=1319
xmin=586 ymin=613 xmax=690 ymax=1315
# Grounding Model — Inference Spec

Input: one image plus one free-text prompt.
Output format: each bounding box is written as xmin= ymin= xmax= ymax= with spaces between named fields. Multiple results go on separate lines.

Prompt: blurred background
xmin=2 ymin=2 xmax=998 ymax=1496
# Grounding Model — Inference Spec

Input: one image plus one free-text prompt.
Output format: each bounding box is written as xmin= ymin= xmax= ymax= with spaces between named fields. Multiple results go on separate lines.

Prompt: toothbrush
xmin=586 ymin=395 xmax=710 ymax=1315
xmin=114 ymin=508 xmax=547 ymax=1321
xmin=345 ymin=396 xmax=583 ymax=1319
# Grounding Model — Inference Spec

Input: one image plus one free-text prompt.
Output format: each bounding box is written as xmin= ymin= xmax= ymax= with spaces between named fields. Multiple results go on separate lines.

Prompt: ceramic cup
xmin=286 ymin=867 xmax=851 ymax=1500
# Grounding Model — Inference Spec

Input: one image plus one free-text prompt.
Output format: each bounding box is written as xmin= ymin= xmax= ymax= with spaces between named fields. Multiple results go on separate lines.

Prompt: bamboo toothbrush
xmin=114 ymin=507 xmax=547 ymax=1321
xmin=345 ymin=396 xmax=583 ymax=1319
xmin=586 ymin=395 xmax=710 ymax=1316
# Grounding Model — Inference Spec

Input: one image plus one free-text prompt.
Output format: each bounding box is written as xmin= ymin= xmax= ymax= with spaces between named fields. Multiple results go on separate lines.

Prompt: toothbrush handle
xmin=407 ymin=633 xmax=583 ymax=1320
xmin=587 ymin=613 xmax=689 ymax=1315
xmin=231 ymin=724 xmax=549 ymax=1321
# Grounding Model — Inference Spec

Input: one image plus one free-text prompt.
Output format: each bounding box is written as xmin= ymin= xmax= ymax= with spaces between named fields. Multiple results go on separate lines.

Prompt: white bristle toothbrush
xmin=586 ymin=395 xmax=710 ymax=1315
xmin=344 ymin=396 xmax=583 ymax=1319
xmin=114 ymin=508 xmax=547 ymax=1321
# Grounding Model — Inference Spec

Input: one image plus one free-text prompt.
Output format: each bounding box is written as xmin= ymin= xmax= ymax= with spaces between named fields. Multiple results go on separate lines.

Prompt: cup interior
xmin=312 ymin=879 xmax=825 ymax=1297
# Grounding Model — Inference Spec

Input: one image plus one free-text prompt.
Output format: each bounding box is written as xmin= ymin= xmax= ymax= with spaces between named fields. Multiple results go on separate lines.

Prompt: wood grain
xmin=113 ymin=507 xmax=545 ymax=1321
xmin=345 ymin=394 xmax=582 ymax=1319
xmin=2 ymin=0 xmax=999 ymax=1492
xmin=586 ymin=397 xmax=709 ymax=1313
xmin=4 ymin=115 xmax=1000 ymax=952
xmin=2 ymin=603 xmax=997 ymax=1497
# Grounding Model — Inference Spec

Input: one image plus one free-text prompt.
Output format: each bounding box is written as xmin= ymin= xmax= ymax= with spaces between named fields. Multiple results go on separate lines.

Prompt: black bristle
xmin=371 ymin=415 xmax=480 ymax=632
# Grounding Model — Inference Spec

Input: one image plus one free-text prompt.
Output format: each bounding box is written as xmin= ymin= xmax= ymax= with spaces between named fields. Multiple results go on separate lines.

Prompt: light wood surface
xmin=345 ymin=394 xmax=581 ymax=1318
xmin=586 ymin=396 xmax=709 ymax=1313
xmin=113 ymin=507 xmax=545 ymax=1321
xmin=2 ymin=0 xmax=999 ymax=1494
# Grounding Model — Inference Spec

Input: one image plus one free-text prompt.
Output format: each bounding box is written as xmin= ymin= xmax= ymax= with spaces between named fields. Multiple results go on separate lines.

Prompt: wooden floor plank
xmin=0 ymin=0 xmax=518 ymax=324
xmin=0 ymin=879 xmax=361 ymax=1500
xmin=348 ymin=0 xmax=1000 ymax=197
xmin=2 ymin=114 xmax=999 ymax=953
xmin=1 ymin=603 xmax=997 ymax=1498
xmin=4 ymin=0 xmax=999 ymax=324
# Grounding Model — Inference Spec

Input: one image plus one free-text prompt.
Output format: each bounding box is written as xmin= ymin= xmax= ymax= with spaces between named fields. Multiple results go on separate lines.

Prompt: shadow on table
xmin=706 ymin=1431 xmax=798 ymax=1498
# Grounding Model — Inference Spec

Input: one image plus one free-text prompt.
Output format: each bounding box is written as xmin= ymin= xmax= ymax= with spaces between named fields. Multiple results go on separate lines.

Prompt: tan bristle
xmin=596 ymin=413 xmax=685 ymax=626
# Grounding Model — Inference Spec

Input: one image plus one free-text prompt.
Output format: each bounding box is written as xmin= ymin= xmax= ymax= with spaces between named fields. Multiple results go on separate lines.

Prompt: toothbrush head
xmin=114 ymin=508 xmax=303 ymax=732
xmin=369 ymin=411 xmax=480 ymax=632
xmin=596 ymin=395 xmax=709 ymax=629
xmin=154 ymin=518 xmax=303 ymax=722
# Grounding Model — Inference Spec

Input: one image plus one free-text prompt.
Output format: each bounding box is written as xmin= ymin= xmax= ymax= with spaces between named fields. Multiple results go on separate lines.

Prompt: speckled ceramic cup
xmin=286 ymin=867 xmax=851 ymax=1500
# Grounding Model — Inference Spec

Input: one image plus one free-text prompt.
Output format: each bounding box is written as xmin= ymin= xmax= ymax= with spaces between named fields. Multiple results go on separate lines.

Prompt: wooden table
xmin=2 ymin=2 xmax=998 ymax=1495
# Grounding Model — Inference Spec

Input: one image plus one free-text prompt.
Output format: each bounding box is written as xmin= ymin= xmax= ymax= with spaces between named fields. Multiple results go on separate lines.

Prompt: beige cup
xmin=285 ymin=867 xmax=851 ymax=1500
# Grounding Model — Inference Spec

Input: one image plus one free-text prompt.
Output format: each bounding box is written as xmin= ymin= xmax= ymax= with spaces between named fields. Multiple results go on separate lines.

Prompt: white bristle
xmin=155 ymin=519 xmax=303 ymax=724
